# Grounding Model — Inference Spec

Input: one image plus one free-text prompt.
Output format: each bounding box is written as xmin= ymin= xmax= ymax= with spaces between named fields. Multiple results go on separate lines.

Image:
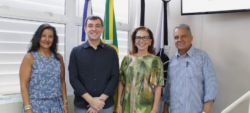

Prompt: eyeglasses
xmin=135 ymin=36 xmax=151 ymax=41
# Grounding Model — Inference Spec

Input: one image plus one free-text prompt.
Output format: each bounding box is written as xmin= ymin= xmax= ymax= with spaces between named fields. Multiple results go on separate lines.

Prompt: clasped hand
xmin=88 ymin=97 xmax=105 ymax=111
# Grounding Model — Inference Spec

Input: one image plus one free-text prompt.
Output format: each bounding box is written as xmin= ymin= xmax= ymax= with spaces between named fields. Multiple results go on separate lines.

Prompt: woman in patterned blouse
xmin=20 ymin=24 xmax=68 ymax=113
xmin=116 ymin=26 xmax=164 ymax=113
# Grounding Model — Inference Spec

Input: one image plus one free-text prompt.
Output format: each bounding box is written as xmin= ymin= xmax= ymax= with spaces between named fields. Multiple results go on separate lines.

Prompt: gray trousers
xmin=74 ymin=105 xmax=114 ymax=113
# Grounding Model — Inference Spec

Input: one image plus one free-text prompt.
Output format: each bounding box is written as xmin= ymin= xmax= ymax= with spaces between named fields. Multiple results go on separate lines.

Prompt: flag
xmin=102 ymin=0 xmax=118 ymax=112
xmin=81 ymin=0 xmax=92 ymax=41
xmin=134 ymin=0 xmax=145 ymax=28
xmin=102 ymin=0 xmax=118 ymax=53
xmin=154 ymin=0 xmax=171 ymax=113
xmin=155 ymin=0 xmax=170 ymax=88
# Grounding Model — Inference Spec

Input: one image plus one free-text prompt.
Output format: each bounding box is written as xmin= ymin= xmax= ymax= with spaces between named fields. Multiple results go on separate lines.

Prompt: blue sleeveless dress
xmin=22 ymin=51 xmax=64 ymax=113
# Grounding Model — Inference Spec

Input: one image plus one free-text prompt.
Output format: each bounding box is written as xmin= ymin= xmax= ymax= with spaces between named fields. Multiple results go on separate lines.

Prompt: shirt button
xmin=94 ymin=89 xmax=96 ymax=91
xmin=94 ymin=79 xmax=96 ymax=81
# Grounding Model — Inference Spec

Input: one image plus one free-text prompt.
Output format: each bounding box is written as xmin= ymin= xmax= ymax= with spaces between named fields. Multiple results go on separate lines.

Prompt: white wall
xmin=144 ymin=0 xmax=250 ymax=113
xmin=202 ymin=12 xmax=250 ymax=113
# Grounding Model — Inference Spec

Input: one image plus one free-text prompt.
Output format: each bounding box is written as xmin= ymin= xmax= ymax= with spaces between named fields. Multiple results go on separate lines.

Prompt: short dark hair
xmin=130 ymin=26 xmax=155 ymax=54
xmin=84 ymin=15 xmax=104 ymax=27
xmin=28 ymin=24 xmax=60 ymax=60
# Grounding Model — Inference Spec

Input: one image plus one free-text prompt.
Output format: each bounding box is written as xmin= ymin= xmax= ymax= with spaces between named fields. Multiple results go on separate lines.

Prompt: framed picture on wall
xmin=181 ymin=0 xmax=250 ymax=15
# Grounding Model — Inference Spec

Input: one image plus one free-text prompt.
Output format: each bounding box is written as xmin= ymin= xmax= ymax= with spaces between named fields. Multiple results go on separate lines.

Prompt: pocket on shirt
xmin=185 ymin=65 xmax=203 ymax=78
xmin=78 ymin=57 xmax=93 ymax=70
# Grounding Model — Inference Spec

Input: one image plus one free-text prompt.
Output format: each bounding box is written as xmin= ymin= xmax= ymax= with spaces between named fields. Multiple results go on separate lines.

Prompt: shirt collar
xmin=186 ymin=45 xmax=194 ymax=57
xmin=175 ymin=45 xmax=194 ymax=58
xmin=82 ymin=40 xmax=105 ymax=48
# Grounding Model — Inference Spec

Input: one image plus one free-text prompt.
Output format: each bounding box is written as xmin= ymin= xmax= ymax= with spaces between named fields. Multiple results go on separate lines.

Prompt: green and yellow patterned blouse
xmin=119 ymin=54 xmax=164 ymax=113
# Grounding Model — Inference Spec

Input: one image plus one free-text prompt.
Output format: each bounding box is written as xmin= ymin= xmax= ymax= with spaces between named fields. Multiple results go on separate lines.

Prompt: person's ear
xmin=149 ymin=39 xmax=152 ymax=46
xmin=84 ymin=26 xmax=87 ymax=32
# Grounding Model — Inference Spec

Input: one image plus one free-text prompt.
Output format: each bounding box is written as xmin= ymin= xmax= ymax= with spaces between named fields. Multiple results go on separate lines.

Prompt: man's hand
xmin=88 ymin=97 xmax=105 ymax=111
xmin=163 ymin=103 xmax=169 ymax=113
xmin=99 ymin=94 xmax=109 ymax=102
xmin=82 ymin=93 xmax=105 ymax=111
xmin=203 ymin=100 xmax=213 ymax=113
xmin=87 ymin=107 xmax=98 ymax=113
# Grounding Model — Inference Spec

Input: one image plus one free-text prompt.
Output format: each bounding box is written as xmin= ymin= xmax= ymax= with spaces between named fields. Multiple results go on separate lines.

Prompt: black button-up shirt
xmin=69 ymin=40 xmax=119 ymax=109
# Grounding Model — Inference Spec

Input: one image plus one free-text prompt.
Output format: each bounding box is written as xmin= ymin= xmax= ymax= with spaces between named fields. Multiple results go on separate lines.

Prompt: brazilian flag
xmin=102 ymin=0 xmax=118 ymax=53
xmin=102 ymin=0 xmax=119 ymax=112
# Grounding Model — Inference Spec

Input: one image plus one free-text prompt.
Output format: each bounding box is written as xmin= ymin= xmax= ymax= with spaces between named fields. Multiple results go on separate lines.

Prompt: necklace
xmin=38 ymin=53 xmax=51 ymax=61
